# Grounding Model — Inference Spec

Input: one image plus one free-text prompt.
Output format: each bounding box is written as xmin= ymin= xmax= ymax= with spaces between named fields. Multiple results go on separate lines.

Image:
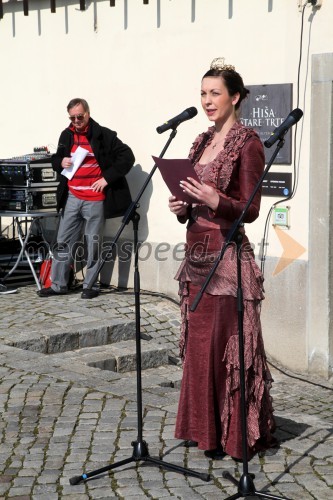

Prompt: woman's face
xmin=201 ymin=76 xmax=239 ymax=125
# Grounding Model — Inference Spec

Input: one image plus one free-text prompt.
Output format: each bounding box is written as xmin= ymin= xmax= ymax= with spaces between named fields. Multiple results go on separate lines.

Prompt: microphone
xmin=264 ymin=108 xmax=303 ymax=148
xmin=156 ymin=107 xmax=198 ymax=134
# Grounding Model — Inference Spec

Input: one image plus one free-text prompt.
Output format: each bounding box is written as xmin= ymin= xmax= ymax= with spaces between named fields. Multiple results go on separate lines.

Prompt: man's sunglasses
xmin=68 ymin=113 xmax=86 ymax=122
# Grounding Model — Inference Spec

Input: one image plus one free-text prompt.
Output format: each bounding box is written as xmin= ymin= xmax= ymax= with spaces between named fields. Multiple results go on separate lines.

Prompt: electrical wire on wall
xmin=260 ymin=1 xmax=330 ymax=388
xmin=260 ymin=2 xmax=310 ymax=277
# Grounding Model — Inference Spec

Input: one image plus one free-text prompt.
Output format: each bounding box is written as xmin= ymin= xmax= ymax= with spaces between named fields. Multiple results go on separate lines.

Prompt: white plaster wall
xmin=1 ymin=1 xmax=328 ymax=250
xmin=1 ymin=0 xmax=333 ymax=376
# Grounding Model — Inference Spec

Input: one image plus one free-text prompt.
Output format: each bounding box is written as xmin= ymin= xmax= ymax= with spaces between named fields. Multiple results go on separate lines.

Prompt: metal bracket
xmin=298 ymin=0 xmax=323 ymax=11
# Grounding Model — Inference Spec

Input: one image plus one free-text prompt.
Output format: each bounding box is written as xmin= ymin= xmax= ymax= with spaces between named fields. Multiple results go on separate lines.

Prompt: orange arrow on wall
xmin=273 ymin=226 xmax=306 ymax=276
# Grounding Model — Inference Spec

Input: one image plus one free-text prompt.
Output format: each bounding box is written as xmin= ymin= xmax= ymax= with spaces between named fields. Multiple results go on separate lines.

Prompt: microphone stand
xmin=69 ymin=126 xmax=210 ymax=485
xmin=190 ymin=137 xmax=291 ymax=500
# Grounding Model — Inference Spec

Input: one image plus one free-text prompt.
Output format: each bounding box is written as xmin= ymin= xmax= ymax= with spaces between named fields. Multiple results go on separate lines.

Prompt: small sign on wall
xmin=273 ymin=206 xmax=290 ymax=229
xmin=262 ymin=172 xmax=292 ymax=198
xmin=239 ymin=83 xmax=293 ymax=165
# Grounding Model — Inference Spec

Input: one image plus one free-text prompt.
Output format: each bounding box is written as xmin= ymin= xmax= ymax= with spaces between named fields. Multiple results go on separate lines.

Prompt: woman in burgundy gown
xmin=168 ymin=58 xmax=276 ymax=461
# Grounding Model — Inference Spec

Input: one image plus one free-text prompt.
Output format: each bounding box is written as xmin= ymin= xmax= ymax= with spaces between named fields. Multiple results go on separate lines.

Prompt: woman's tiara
xmin=210 ymin=57 xmax=235 ymax=72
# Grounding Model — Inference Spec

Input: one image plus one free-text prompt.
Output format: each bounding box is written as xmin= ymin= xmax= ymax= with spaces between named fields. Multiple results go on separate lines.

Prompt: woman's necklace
xmin=212 ymin=139 xmax=222 ymax=149
xmin=211 ymin=134 xmax=225 ymax=149
xmin=212 ymin=121 xmax=235 ymax=149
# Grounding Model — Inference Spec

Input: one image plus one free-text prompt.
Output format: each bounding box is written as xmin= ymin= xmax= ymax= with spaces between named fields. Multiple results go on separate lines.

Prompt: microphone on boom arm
xmin=156 ymin=107 xmax=198 ymax=134
xmin=264 ymin=108 xmax=303 ymax=148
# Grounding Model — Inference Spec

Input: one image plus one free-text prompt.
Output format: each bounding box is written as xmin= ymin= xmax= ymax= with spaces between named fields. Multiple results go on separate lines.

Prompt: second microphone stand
xmin=69 ymin=127 xmax=210 ymax=485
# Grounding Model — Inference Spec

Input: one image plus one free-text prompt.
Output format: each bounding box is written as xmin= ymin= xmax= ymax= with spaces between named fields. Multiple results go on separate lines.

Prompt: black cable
xmin=110 ymin=285 xmax=333 ymax=391
xmin=260 ymin=4 xmax=307 ymax=276
xmin=268 ymin=359 xmax=333 ymax=392
xmin=259 ymin=5 xmax=332 ymax=391
xmin=107 ymin=285 xmax=180 ymax=306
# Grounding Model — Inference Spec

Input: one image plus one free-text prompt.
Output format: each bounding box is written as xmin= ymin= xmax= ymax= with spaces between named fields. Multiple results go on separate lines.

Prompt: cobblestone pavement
xmin=0 ymin=285 xmax=333 ymax=499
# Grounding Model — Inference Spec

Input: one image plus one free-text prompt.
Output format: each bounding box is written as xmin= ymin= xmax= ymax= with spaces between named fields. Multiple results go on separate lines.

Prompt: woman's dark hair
xmin=202 ymin=67 xmax=249 ymax=110
xmin=67 ymin=98 xmax=90 ymax=113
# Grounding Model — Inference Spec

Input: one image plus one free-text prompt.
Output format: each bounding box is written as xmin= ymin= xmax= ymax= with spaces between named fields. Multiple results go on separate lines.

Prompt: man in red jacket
xmin=38 ymin=98 xmax=135 ymax=299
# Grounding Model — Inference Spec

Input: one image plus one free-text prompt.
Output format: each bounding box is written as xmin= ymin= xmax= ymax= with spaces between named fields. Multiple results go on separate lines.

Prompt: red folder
xmin=153 ymin=156 xmax=200 ymax=204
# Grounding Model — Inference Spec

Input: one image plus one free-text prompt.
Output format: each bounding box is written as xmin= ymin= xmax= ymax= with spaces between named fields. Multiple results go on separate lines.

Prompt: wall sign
xmin=239 ymin=83 xmax=293 ymax=165
xmin=262 ymin=172 xmax=292 ymax=198
xmin=273 ymin=206 xmax=290 ymax=229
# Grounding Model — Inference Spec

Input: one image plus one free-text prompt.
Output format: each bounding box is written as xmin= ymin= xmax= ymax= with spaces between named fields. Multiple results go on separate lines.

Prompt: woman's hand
xmin=168 ymin=196 xmax=188 ymax=216
xmin=179 ymin=177 xmax=219 ymax=211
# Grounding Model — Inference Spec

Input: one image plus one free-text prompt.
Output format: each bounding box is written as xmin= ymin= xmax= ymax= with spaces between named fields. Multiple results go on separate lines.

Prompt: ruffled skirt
xmin=174 ymin=222 xmax=276 ymax=459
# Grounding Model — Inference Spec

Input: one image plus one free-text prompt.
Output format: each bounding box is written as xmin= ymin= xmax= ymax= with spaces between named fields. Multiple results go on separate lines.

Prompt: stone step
xmin=59 ymin=339 xmax=170 ymax=373
xmin=6 ymin=317 xmax=136 ymax=354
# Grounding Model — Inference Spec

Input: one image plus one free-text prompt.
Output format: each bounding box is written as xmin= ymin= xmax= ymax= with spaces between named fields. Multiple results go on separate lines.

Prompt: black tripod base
xmin=69 ymin=440 xmax=210 ymax=485
xmin=223 ymin=471 xmax=292 ymax=500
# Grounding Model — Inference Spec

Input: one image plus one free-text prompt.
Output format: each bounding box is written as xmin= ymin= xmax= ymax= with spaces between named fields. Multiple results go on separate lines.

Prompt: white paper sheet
xmin=61 ymin=146 xmax=89 ymax=180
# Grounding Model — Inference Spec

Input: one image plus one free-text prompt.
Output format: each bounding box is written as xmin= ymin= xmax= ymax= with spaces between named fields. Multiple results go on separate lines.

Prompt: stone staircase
xmin=7 ymin=314 xmax=177 ymax=375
